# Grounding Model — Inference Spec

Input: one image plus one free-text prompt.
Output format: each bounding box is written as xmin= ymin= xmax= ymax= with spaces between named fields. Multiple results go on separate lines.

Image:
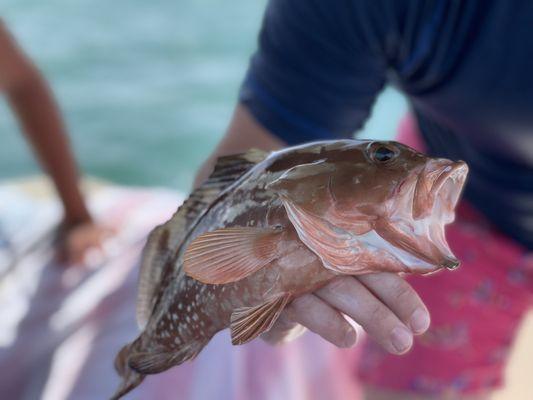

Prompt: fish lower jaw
xmin=399 ymin=247 xmax=458 ymax=272
xmin=352 ymin=230 xmax=439 ymax=273
xmin=390 ymin=247 xmax=440 ymax=273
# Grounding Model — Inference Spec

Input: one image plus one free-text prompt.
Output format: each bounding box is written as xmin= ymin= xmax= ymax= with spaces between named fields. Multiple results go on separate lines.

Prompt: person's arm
xmin=194 ymin=105 xmax=284 ymax=187
xmin=197 ymin=104 xmax=430 ymax=354
xmin=197 ymin=0 xmax=431 ymax=355
xmin=0 ymin=22 xmax=109 ymax=264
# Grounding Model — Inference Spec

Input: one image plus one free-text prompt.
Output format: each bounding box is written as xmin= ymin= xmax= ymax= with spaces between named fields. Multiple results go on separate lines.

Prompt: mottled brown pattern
xmin=157 ymin=229 xmax=169 ymax=251
xmin=111 ymin=140 xmax=468 ymax=399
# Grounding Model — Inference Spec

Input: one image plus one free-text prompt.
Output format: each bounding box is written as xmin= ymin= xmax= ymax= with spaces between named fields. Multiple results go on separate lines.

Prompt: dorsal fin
xmin=136 ymin=148 xmax=269 ymax=328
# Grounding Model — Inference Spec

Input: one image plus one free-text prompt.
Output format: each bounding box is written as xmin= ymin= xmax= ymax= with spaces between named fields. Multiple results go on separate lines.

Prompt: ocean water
xmin=0 ymin=0 xmax=406 ymax=191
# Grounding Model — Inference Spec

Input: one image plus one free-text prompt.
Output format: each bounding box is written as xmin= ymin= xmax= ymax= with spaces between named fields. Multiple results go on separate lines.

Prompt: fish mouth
xmin=411 ymin=160 xmax=468 ymax=270
xmin=374 ymin=217 xmax=462 ymax=272
xmin=413 ymin=160 xmax=469 ymax=221
xmin=377 ymin=160 xmax=468 ymax=272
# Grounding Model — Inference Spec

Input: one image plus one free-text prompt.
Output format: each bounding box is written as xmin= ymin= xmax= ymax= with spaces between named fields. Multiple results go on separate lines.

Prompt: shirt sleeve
xmin=239 ymin=0 xmax=391 ymax=145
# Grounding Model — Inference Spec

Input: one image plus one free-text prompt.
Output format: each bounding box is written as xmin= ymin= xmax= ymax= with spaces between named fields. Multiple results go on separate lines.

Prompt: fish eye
xmin=367 ymin=142 xmax=399 ymax=164
xmin=374 ymin=146 xmax=395 ymax=162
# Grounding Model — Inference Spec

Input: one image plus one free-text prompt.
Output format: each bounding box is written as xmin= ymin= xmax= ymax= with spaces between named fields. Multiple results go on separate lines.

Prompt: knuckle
xmin=323 ymin=320 xmax=347 ymax=346
xmin=284 ymin=304 xmax=298 ymax=322
xmin=290 ymin=294 xmax=316 ymax=312
xmin=366 ymin=302 xmax=386 ymax=320
xmin=391 ymin=281 xmax=415 ymax=304
xmin=325 ymin=276 xmax=351 ymax=294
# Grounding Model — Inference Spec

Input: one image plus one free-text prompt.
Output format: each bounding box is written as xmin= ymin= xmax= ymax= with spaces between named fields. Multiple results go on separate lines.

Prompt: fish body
xmin=112 ymin=140 xmax=468 ymax=399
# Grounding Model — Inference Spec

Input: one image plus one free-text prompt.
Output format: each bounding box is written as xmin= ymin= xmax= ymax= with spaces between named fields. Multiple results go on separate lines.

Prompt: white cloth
xmin=0 ymin=180 xmax=362 ymax=400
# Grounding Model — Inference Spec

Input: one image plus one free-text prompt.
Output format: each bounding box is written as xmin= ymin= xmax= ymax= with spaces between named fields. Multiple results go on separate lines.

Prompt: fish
xmin=111 ymin=139 xmax=469 ymax=399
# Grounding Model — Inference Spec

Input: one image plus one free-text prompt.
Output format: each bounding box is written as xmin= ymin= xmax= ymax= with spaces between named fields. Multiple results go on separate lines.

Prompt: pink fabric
xmin=358 ymin=116 xmax=533 ymax=396
xmin=0 ymin=181 xmax=363 ymax=400
xmin=136 ymin=330 xmax=362 ymax=400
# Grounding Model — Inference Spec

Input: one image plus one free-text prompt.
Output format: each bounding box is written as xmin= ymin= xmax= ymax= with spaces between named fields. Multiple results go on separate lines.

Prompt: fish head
xmin=327 ymin=141 xmax=428 ymax=215
xmin=270 ymin=140 xmax=469 ymax=275
xmin=329 ymin=140 xmax=469 ymax=273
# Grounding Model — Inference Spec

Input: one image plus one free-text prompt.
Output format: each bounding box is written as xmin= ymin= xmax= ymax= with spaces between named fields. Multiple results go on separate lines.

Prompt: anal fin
xmin=230 ymin=293 xmax=291 ymax=345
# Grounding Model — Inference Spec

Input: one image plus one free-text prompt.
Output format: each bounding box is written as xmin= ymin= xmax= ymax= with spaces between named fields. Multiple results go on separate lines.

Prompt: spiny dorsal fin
xmin=212 ymin=148 xmax=269 ymax=176
xmin=135 ymin=148 xmax=269 ymax=328
xmin=230 ymin=293 xmax=291 ymax=345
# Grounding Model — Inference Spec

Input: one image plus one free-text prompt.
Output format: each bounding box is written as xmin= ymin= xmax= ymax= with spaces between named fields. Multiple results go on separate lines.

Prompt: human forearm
xmin=193 ymin=104 xmax=285 ymax=187
xmin=0 ymin=22 xmax=111 ymax=265
xmin=8 ymin=69 xmax=90 ymax=225
xmin=197 ymin=104 xmax=430 ymax=353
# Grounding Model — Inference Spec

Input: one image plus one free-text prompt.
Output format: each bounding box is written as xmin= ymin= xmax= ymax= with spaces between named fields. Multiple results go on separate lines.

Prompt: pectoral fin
xmin=183 ymin=226 xmax=284 ymax=284
xmin=230 ymin=293 xmax=291 ymax=345
xmin=135 ymin=148 xmax=268 ymax=329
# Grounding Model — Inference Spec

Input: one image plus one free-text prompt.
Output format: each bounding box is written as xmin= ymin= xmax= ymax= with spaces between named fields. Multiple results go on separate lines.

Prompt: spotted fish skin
xmin=126 ymin=170 xmax=332 ymax=358
xmin=112 ymin=140 xmax=468 ymax=399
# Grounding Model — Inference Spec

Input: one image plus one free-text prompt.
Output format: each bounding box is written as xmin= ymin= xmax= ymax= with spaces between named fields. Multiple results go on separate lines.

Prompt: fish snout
xmin=442 ymin=257 xmax=460 ymax=270
xmin=412 ymin=160 xmax=468 ymax=220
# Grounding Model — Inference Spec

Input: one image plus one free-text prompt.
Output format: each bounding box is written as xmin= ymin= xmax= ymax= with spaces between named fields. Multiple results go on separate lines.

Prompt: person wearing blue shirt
xmin=196 ymin=1 xmax=533 ymax=398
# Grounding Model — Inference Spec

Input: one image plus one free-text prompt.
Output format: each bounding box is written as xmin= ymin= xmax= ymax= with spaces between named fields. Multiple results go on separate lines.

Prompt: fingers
xmin=315 ymin=276 xmax=413 ymax=354
xmin=261 ymin=312 xmax=306 ymax=344
xmin=62 ymin=223 xmax=114 ymax=266
xmin=285 ymin=293 xmax=357 ymax=348
xmin=264 ymin=273 xmax=429 ymax=354
xmin=357 ymin=272 xmax=430 ymax=335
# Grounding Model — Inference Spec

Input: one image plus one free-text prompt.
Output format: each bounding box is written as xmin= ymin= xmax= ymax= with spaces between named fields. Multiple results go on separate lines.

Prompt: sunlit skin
xmin=0 ymin=21 xmax=111 ymax=265
xmin=196 ymin=105 xmax=481 ymax=400
xmin=112 ymin=139 xmax=467 ymax=399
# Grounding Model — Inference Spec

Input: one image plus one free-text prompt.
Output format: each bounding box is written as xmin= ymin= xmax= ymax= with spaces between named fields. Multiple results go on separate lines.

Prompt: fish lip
xmin=443 ymin=257 xmax=461 ymax=270
xmin=373 ymin=219 xmax=461 ymax=273
xmin=429 ymin=161 xmax=469 ymax=204
xmin=399 ymin=161 xmax=468 ymax=270
xmin=397 ymin=238 xmax=458 ymax=270
xmin=393 ymin=238 xmax=461 ymax=272
xmin=412 ymin=161 xmax=468 ymax=220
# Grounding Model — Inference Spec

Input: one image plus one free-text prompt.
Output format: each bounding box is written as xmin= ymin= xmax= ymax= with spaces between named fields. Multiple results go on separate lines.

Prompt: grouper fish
xmin=112 ymin=140 xmax=469 ymax=399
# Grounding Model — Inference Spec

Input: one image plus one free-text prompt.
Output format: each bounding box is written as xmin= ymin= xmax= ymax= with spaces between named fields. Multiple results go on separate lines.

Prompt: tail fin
xmin=110 ymin=338 xmax=207 ymax=399
xmin=110 ymin=343 xmax=144 ymax=400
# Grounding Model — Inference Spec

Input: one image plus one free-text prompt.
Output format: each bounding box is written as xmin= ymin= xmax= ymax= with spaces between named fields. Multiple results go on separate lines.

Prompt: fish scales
xmin=112 ymin=140 xmax=469 ymax=399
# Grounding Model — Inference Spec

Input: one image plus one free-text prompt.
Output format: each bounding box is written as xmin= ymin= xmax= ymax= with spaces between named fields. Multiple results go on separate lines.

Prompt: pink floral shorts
xmin=357 ymin=115 xmax=533 ymax=396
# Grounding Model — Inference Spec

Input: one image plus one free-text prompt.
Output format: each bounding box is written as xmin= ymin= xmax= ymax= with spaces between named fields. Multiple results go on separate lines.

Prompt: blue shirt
xmin=240 ymin=0 xmax=533 ymax=250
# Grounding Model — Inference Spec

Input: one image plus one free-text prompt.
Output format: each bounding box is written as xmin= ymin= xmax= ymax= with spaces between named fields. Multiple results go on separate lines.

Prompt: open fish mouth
xmin=429 ymin=161 xmax=469 ymax=217
xmin=377 ymin=160 xmax=469 ymax=272
xmin=413 ymin=160 xmax=469 ymax=221
xmin=405 ymin=160 xmax=469 ymax=270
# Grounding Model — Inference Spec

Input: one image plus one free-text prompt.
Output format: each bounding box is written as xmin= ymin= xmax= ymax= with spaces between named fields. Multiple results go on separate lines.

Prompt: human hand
xmin=263 ymin=272 xmax=429 ymax=355
xmin=58 ymin=220 xmax=114 ymax=266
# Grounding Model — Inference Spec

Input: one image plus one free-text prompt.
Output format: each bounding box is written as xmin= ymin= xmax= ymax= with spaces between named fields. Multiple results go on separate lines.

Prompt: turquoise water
xmin=0 ymin=0 xmax=406 ymax=191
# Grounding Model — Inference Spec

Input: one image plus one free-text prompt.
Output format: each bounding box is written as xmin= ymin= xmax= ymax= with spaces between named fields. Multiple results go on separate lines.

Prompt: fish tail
xmin=127 ymin=338 xmax=206 ymax=374
xmin=111 ymin=336 xmax=208 ymax=399
xmin=110 ymin=341 xmax=145 ymax=400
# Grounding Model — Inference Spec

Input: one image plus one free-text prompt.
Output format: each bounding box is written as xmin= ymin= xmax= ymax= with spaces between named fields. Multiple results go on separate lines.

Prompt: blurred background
xmin=0 ymin=0 xmax=406 ymax=191
xmin=1 ymin=1 xmax=531 ymax=400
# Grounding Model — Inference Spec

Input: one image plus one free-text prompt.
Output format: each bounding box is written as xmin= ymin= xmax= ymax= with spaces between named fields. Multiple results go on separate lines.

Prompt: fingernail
xmin=343 ymin=328 xmax=357 ymax=348
xmin=410 ymin=308 xmax=430 ymax=334
xmin=391 ymin=327 xmax=412 ymax=354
